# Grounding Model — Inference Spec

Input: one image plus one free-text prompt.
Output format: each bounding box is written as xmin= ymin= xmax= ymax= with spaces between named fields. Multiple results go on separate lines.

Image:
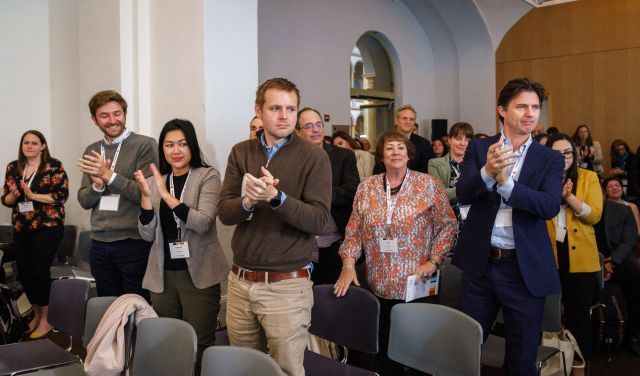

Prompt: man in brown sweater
xmin=218 ymin=78 xmax=332 ymax=376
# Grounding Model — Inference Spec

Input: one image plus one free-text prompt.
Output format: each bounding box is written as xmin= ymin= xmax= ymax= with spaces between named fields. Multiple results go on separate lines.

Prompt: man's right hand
xmin=485 ymin=141 xmax=515 ymax=179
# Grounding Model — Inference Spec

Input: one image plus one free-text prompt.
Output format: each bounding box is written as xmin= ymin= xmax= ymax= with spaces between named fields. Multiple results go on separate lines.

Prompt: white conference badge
xmin=379 ymin=237 xmax=399 ymax=253
xmin=494 ymin=208 xmax=513 ymax=228
xmin=99 ymin=194 xmax=120 ymax=211
xmin=169 ymin=241 xmax=190 ymax=259
xmin=18 ymin=201 xmax=34 ymax=213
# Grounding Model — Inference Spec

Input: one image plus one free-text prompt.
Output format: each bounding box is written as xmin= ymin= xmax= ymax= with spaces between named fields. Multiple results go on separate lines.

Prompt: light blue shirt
xmin=480 ymin=133 xmax=533 ymax=249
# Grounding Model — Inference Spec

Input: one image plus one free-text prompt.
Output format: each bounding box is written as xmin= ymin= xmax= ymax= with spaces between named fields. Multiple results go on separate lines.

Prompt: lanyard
xmin=169 ymin=168 xmax=191 ymax=240
xmin=100 ymin=129 xmax=131 ymax=173
xmin=22 ymin=165 xmax=37 ymax=189
xmin=385 ymin=171 xmax=407 ymax=226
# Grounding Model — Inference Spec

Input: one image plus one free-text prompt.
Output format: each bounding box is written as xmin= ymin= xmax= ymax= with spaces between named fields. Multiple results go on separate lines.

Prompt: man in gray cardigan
xmin=219 ymin=78 xmax=331 ymax=376
xmin=77 ymin=90 xmax=158 ymax=299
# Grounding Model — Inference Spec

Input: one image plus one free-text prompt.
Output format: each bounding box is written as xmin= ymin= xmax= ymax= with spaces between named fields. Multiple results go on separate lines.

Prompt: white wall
xmin=258 ymin=0 xmax=442 ymax=138
xmin=0 ymin=1 xmax=51 ymax=224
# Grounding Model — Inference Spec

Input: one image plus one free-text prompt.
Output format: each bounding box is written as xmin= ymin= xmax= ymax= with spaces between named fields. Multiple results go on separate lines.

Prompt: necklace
xmin=390 ymin=184 xmax=402 ymax=195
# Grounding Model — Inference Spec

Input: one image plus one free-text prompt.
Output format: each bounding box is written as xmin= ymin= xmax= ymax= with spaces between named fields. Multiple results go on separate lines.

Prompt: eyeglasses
xmin=559 ymin=150 xmax=573 ymax=159
xmin=301 ymin=122 xmax=324 ymax=131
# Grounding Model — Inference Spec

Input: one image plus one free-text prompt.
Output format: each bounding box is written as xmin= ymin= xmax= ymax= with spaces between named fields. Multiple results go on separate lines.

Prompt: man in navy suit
xmin=296 ymin=107 xmax=359 ymax=284
xmin=453 ymin=78 xmax=564 ymax=375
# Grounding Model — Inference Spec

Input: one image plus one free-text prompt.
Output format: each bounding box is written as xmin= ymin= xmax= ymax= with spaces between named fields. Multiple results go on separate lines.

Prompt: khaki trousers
xmin=226 ymin=270 xmax=313 ymax=376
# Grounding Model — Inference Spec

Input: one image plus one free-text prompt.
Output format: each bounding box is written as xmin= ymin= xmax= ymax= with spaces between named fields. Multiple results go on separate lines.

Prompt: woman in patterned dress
xmin=333 ymin=130 xmax=457 ymax=375
xmin=1 ymin=130 xmax=69 ymax=339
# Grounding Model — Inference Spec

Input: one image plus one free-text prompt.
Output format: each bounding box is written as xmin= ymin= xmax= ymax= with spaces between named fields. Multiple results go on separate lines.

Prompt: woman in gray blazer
xmin=134 ymin=119 xmax=229 ymax=371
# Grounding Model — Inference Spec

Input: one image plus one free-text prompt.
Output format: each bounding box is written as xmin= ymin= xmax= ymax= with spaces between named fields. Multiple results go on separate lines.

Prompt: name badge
xmin=459 ymin=205 xmax=471 ymax=221
xmin=99 ymin=194 xmax=120 ymax=211
xmin=18 ymin=201 xmax=34 ymax=213
xmin=379 ymin=237 xmax=399 ymax=253
xmin=555 ymin=225 xmax=567 ymax=243
xmin=495 ymin=208 xmax=512 ymax=228
xmin=169 ymin=241 xmax=190 ymax=259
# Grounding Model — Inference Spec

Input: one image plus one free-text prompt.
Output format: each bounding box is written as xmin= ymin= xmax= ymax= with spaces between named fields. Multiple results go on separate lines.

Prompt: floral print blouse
xmin=1 ymin=159 xmax=69 ymax=233
xmin=339 ymin=170 xmax=457 ymax=300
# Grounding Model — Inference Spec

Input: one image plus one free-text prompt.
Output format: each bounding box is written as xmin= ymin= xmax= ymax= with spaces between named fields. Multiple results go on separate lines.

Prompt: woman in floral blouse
xmin=334 ymin=130 xmax=457 ymax=375
xmin=1 ymin=130 xmax=69 ymax=339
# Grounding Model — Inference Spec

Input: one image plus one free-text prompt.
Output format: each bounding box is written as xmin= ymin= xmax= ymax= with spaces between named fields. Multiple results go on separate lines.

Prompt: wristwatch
xmin=269 ymin=190 xmax=283 ymax=207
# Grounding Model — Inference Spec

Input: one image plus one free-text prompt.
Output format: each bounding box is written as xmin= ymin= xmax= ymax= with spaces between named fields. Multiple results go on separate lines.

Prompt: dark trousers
xmin=151 ymin=270 xmax=221 ymax=375
xmin=90 ymin=238 xmax=151 ymax=301
xmin=459 ymin=256 xmax=545 ymax=376
xmin=377 ymin=296 xmax=435 ymax=376
xmin=14 ymin=226 xmax=64 ymax=306
xmin=557 ymin=240 xmax=597 ymax=357
xmin=311 ymin=240 xmax=343 ymax=285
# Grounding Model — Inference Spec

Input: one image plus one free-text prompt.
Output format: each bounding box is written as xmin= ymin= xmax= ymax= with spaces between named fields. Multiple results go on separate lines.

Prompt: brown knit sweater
xmin=218 ymin=133 xmax=332 ymax=272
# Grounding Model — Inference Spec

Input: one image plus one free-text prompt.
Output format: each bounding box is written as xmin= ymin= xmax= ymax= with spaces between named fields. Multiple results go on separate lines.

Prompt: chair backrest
xmin=541 ymin=293 xmax=562 ymax=332
xmin=0 ymin=224 xmax=12 ymax=244
xmin=56 ymin=225 xmax=78 ymax=259
xmin=75 ymin=230 xmax=93 ymax=270
xmin=201 ymin=346 xmax=282 ymax=376
xmin=388 ymin=303 xmax=482 ymax=376
xmin=83 ymin=296 xmax=118 ymax=347
xmin=309 ymin=284 xmax=379 ymax=354
xmin=131 ymin=317 xmax=197 ymax=376
xmin=48 ymin=279 xmax=91 ymax=341
xmin=439 ymin=260 xmax=463 ymax=309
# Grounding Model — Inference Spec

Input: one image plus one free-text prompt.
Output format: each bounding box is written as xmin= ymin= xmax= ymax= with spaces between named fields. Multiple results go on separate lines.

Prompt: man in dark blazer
xmin=373 ymin=105 xmax=434 ymax=174
xmin=297 ymin=107 xmax=359 ymax=284
xmin=452 ymin=78 xmax=564 ymax=375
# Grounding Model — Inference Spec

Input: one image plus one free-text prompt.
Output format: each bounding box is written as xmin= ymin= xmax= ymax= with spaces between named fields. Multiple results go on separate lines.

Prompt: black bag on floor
xmin=592 ymin=282 xmax=628 ymax=353
xmin=0 ymin=283 xmax=26 ymax=344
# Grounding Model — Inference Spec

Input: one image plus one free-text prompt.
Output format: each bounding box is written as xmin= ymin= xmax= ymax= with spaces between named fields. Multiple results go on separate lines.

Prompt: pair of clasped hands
xmin=243 ymin=167 xmax=279 ymax=208
xmin=485 ymin=141 xmax=517 ymax=184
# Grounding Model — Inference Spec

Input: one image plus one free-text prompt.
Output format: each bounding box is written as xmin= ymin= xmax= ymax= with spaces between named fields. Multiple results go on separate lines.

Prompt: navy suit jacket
xmin=322 ymin=143 xmax=360 ymax=234
xmin=452 ymin=134 xmax=564 ymax=297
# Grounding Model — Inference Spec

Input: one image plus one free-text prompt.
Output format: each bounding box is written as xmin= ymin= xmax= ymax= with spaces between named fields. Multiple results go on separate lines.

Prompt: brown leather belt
xmin=490 ymin=247 xmax=516 ymax=260
xmin=231 ymin=265 xmax=310 ymax=283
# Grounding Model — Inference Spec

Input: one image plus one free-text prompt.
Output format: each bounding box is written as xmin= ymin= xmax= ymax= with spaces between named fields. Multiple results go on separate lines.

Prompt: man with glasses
xmin=374 ymin=104 xmax=434 ymax=174
xmin=452 ymin=78 xmax=564 ymax=375
xmin=218 ymin=78 xmax=332 ymax=376
xmin=297 ymin=107 xmax=359 ymax=284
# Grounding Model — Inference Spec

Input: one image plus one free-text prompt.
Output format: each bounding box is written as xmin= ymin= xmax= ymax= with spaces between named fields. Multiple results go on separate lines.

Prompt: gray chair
xmin=31 ymin=296 xmax=136 ymax=376
xmin=0 ymin=279 xmax=91 ymax=375
xmin=388 ymin=303 xmax=483 ymax=376
xmin=480 ymin=293 xmax=565 ymax=375
xmin=303 ymin=284 xmax=380 ymax=375
xmin=48 ymin=279 xmax=92 ymax=350
xmin=131 ymin=317 xmax=197 ymax=376
xmin=201 ymin=346 xmax=282 ymax=376
xmin=50 ymin=231 xmax=95 ymax=282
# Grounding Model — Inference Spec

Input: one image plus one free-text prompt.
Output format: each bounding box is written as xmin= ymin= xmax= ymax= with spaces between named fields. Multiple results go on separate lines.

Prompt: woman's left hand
xmin=414 ymin=262 xmax=437 ymax=281
xmin=19 ymin=180 xmax=34 ymax=201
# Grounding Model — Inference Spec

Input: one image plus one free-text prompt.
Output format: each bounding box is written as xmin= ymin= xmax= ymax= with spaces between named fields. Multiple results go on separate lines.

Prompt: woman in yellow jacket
xmin=546 ymin=133 xmax=603 ymax=359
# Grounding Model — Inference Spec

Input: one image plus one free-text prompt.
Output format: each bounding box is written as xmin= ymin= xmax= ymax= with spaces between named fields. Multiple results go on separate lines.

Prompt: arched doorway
xmin=349 ymin=31 xmax=397 ymax=147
